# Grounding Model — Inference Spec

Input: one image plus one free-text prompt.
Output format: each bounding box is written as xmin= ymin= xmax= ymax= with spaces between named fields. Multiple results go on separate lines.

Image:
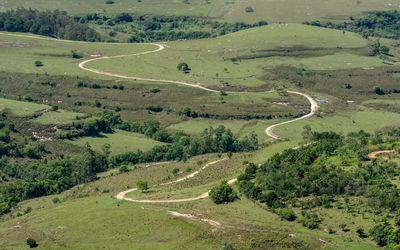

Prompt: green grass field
xmin=0 ymin=97 xmax=84 ymax=124
xmin=275 ymin=109 xmax=400 ymax=140
xmin=87 ymin=24 xmax=385 ymax=89
xmin=0 ymin=97 xmax=48 ymax=116
xmin=68 ymin=129 xmax=164 ymax=155
xmin=0 ymin=149 xmax=378 ymax=249
xmin=0 ymin=33 xmax=155 ymax=79
xmin=167 ymin=119 xmax=284 ymax=143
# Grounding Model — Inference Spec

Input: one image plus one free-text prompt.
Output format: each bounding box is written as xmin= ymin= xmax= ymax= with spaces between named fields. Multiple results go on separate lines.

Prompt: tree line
xmin=303 ymin=10 xmax=400 ymax=40
xmin=78 ymin=12 xmax=268 ymax=42
xmin=0 ymin=8 xmax=101 ymax=41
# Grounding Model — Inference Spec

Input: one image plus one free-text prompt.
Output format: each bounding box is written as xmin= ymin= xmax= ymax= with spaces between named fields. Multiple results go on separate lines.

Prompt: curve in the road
xmin=0 ymin=32 xmax=320 ymax=203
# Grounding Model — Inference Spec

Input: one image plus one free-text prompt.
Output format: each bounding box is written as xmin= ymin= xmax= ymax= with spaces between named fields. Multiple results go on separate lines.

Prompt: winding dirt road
xmin=78 ymin=43 xmax=319 ymax=139
xmin=0 ymin=32 xmax=320 ymax=203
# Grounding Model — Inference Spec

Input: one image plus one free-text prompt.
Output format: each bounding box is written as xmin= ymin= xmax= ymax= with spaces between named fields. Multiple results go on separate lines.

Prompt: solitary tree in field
xmin=34 ymin=61 xmax=43 ymax=67
xmin=209 ymin=180 xmax=238 ymax=204
xmin=177 ymin=62 xmax=191 ymax=72
xmin=137 ymin=180 xmax=148 ymax=192
xmin=26 ymin=238 xmax=38 ymax=248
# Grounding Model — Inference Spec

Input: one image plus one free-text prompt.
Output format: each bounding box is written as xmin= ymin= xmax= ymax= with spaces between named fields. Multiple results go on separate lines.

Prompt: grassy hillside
xmin=87 ymin=24 xmax=384 ymax=89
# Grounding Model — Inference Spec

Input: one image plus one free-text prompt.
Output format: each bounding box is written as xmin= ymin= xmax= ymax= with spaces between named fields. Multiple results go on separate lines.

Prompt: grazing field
xmin=0 ymin=149 xmax=377 ymax=249
xmin=68 ymin=130 xmax=164 ymax=155
xmin=0 ymin=33 xmax=155 ymax=78
xmin=167 ymin=119 xmax=284 ymax=142
xmin=0 ymin=97 xmax=48 ymax=116
xmin=87 ymin=24 xmax=385 ymax=89
xmin=0 ymin=0 xmax=397 ymax=24
xmin=274 ymin=109 xmax=400 ymax=140
xmin=0 ymin=97 xmax=84 ymax=124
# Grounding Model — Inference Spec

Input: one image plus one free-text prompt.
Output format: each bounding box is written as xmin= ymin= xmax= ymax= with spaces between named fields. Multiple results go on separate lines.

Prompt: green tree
xmin=177 ymin=62 xmax=191 ymax=72
xmin=209 ymin=180 xmax=238 ymax=204
xmin=34 ymin=61 xmax=43 ymax=67
xmin=137 ymin=180 xmax=149 ymax=192
xmin=26 ymin=238 xmax=38 ymax=248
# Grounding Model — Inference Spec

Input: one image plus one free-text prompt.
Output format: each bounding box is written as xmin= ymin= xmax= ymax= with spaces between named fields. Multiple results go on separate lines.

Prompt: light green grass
xmin=0 ymin=33 xmax=155 ymax=79
xmin=0 ymin=196 xmax=224 ymax=249
xmin=33 ymin=110 xmax=85 ymax=125
xmin=88 ymin=24 xmax=383 ymax=88
xmin=167 ymin=119 xmax=286 ymax=143
xmin=0 ymin=97 xmax=48 ymax=116
xmin=275 ymin=109 xmax=400 ymax=140
xmin=68 ymin=129 xmax=164 ymax=155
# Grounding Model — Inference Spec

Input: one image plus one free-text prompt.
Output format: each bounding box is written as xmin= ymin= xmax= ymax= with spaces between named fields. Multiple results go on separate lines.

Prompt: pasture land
xmin=275 ymin=109 xmax=400 ymax=140
xmin=0 ymin=97 xmax=48 ymax=116
xmin=87 ymin=24 xmax=386 ymax=89
xmin=68 ymin=129 xmax=164 ymax=155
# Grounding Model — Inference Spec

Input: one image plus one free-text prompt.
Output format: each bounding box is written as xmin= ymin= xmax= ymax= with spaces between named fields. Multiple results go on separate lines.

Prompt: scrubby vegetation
xmin=79 ymin=13 xmax=267 ymax=42
xmin=237 ymin=128 xmax=400 ymax=247
xmin=304 ymin=10 xmax=400 ymax=39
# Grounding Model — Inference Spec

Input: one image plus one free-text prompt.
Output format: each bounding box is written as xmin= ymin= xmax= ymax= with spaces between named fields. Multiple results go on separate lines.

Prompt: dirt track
xmin=368 ymin=150 xmax=396 ymax=159
xmin=0 ymin=32 xmax=320 ymax=204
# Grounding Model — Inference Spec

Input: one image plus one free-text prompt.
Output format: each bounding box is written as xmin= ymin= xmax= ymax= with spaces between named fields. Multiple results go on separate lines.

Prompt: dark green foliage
xmin=304 ymin=10 xmax=400 ymax=40
xmin=136 ymin=180 xmax=148 ymax=192
xmin=34 ymin=61 xmax=43 ymax=67
xmin=0 ymin=8 xmax=101 ymax=41
xmin=373 ymin=86 xmax=385 ymax=95
xmin=245 ymin=6 xmax=254 ymax=13
xmin=105 ymin=0 xmax=115 ymax=4
xmin=209 ymin=180 xmax=238 ymax=204
xmin=118 ymin=165 xmax=129 ymax=173
xmin=356 ymin=227 xmax=367 ymax=238
xmin=26 ymin=238 xmax=38 ymax=248
xmin=172 ymin=168 xmax=179 ymax=175
xmin=299 ymin=212 xmax=321 ymax=229
xmin=81 ymin=13 xmax=267 ymax=42
xmin=370 ymin=223 xmax=400 ymax=247
xmin=149 ymin=88 xmax=160 ymax=93
xmin=177 ymin=62 xmax=190 ymax=72
xmin=278 ymin=208 xmax=297 ymax=221
xmin=146 ymin=105 xmax=163 ymax=112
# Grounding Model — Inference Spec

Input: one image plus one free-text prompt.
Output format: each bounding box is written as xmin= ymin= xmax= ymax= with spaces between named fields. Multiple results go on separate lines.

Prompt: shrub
xmin=209 ymin=180 xmax=238 ymax=204
xmin=119 ymin=165 xmax=129 ymax=173
xmin=172 ymin=168 xmax=180 ymax=175
xmin=52 ymin=197 xmax=61 ymax=204
xmin=26 ymin=238 xmax=38 ymax=248
xmin=146 ymin=105 xmax=163 ymax=112
xmin=278 ymin=208 xmax=297 ymax=221
xmin=373 ymin=86 xmax=384 ymax=95
xmin=137 ymin=180 xmax=148 ymax=192
xmin=150 ymin=88 xmax=160 ymax=93
xmin=356 ymin=227 xmax=367 ymax=238
xmin=177 ymin=62 xmax=191 ymax=72
xmin=51 ymin=105 xmax=59 ymax=111
xmin=245 ymin=6 xmax=254 ymax=12
xmin=105 ymin=0 xmax=115 ymax=4
xmin=34 ymin=61 xmax=43 ymax=67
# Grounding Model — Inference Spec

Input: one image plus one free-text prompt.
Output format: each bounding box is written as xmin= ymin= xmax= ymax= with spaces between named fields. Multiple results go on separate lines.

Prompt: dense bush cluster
xmin=209 ymin=180 xmax=238 ymax=204
xmin=236 ymin=128 xmax=400 ymax=239
xmin=79 ymin=13 xmax=267 ymax=42
xmin=304 ymin=10 xmax=400 ymax=39
xmin=0 ymin=8 xmax=101 ymax=41
xmin=0 ymin=144 xmax=108 ymax=215
xmin=110 ymin=124 xmax=258 ymax=166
